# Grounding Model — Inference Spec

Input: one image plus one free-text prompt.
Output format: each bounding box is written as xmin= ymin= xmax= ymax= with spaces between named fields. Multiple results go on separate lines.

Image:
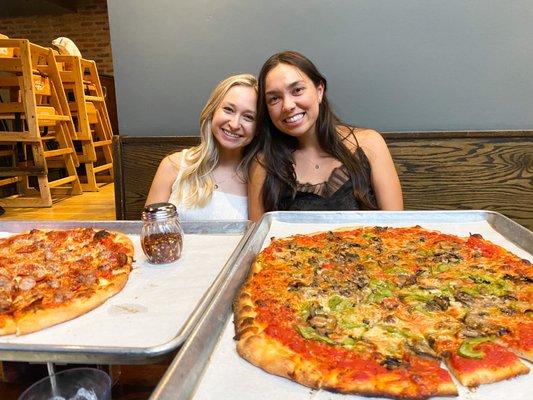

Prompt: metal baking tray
xmin=0 ymin=220 xmax=253 ymax=364
xmin=150 ymin=211 xmax=533 ymax=400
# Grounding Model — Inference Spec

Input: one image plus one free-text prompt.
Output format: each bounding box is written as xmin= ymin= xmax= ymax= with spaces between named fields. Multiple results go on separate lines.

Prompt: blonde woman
xmin=146 ymin=74 xmax=257 ymax=220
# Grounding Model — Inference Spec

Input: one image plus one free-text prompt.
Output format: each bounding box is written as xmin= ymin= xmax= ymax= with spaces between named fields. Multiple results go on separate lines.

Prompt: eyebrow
xmin=265 ymin=80 xmax=304 ymax=96
xmin=222 ymin=102 xmax=256 ymax=115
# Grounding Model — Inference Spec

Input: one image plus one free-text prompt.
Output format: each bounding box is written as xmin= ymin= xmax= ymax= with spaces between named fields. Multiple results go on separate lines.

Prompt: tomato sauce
xmin=450 ymin=343 xmax=518 ymax=373
xmin=465 ymin=236 xmax=501 ymax=257
xmin=257 ymin=304 xmax=451 ymax=394
xmin=501 ymin=321 xmax=533 ymax=351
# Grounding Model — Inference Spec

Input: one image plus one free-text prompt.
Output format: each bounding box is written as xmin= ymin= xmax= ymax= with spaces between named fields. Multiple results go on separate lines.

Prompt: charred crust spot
xmin=239 ymin=326 xmax=258 ymax=337
xmin=241 ymin=305 xmax=253 ymax=313
xmin=239 ymin=292 xmax=252 ymax=301
xmin=470 ymin=233 xmax=483 ymax=239
xmin=239 ymin=317 xmax=255 ymax=328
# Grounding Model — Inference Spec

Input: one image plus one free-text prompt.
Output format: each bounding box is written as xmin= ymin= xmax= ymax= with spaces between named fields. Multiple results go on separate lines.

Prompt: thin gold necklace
xmin=296 ymin=152 xmax=323 ymax=171
xmin=213 ymin=172 xmax=237 ymax=190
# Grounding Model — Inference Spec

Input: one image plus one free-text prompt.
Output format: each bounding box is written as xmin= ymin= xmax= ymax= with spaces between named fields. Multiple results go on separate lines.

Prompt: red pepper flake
xmin=142 ymin=232 xmax=182 ymax=264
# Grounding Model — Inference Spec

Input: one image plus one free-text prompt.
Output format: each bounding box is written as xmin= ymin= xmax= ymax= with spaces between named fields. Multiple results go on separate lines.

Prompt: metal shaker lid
xmin=141 ymin=202 xmax=177 ymax=221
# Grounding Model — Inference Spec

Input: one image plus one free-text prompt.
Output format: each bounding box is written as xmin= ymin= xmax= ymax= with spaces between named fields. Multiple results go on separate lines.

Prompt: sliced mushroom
xmin=454 ymin=291 xmax=474 ymax=305
xmin=308 ymin=314 xmax=337 ymax=336
xmin=407 ymin=340 xmax=439 ymax=359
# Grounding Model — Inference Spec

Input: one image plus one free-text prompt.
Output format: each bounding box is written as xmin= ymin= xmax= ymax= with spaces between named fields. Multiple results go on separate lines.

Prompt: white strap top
xmin=168 ymin=150 xmax=248 ymax=221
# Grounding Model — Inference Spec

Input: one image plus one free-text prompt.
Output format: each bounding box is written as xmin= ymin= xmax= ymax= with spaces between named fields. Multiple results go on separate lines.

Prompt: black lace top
xmin=278 ymin=146 xmax=376 ymax=211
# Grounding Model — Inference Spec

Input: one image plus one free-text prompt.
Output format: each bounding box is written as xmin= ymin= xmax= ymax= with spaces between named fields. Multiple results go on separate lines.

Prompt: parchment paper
xmin=0 ymin=233 xmax=242 ymax=348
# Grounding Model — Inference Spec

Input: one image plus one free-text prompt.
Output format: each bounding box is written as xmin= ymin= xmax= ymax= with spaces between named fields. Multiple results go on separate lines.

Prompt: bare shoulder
xmin=250 ymin=152 xmax=267 ymax=173
xmin=338 ymin=126 xmax=386 ymax=154
xmin=356 ymin=127 xmax=387 ymax=145
xmin=156 ymin=150 xmax=184 ymax=177
xmin=164 ymin=150 xmax=184 ymax=167
xmin=253 ymin=151 xmax=266 ymax=164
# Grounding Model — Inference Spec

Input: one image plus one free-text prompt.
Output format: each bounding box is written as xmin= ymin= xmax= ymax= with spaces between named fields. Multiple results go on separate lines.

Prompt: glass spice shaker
xmin=141 ymin=202 xmax=184 ymax=264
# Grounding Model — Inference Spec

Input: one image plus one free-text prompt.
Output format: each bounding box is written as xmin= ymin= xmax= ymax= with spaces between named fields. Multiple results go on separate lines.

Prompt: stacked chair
xmin=0 ymin=36 xmax=113 ymax=207
xmin=56 ymin=55 xmax=114 ymax=191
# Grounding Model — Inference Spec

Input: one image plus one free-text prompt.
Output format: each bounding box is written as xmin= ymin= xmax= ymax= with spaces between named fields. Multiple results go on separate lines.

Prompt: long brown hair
xmin=245 ymin=51 xmax=376 ymax=211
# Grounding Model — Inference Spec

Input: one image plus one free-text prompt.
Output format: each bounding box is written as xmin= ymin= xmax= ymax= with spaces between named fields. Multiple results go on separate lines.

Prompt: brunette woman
xmin=146 ymin=74 xmax=257 ymax=220
xmin=246 ymin=51 xmax=402 ymax=221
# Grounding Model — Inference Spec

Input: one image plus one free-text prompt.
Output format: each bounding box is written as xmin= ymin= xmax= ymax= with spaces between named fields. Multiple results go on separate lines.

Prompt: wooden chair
xmin=56 ymin=54 xmax=114 ymax=191
xmin=0 ymin=38 xmax=82 ymax=207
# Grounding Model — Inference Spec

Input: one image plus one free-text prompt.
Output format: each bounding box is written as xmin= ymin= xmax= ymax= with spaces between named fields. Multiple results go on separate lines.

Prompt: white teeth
xmin=223 ymin=129 xmax=240 ymax=138
xmin=285 ymin=113 xmax=304 ymax=123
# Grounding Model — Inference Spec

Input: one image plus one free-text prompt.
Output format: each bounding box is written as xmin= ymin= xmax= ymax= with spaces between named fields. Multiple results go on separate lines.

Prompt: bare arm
xmin=145 ymin=152 xmax=181 ymax=206
xmin=248 ymin=155 xmax=267 ymax=221
xmin=355 ymin=129 xmax=403 ymax=210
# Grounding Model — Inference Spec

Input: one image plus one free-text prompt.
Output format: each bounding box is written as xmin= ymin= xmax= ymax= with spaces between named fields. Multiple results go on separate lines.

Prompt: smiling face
xmin=211 ymin=85 xmax=257 ymax=151
xmin=264 ymin=63 xmax=324 ymax=140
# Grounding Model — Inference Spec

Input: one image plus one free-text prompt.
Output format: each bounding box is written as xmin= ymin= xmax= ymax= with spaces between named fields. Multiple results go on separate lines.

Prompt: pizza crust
xmin=0 ymin=315 xmax=16 ymax=336
xmin=447 ymin=357 xmax=530 ymax=387
xmin=236 ymin=331 xmax=459 ymax=399
xmin=328 ymin=376 xmax=458 ymax=399
xmin=15 ymin=273 xmax=129 ymax=335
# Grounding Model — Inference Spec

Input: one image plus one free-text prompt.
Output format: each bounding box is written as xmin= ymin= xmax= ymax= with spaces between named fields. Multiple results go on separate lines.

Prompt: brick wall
xmin=0 ymin=0 xmax=113 ymax=75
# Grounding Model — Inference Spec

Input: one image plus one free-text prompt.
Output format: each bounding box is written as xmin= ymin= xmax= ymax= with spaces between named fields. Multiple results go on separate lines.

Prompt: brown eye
xmin=293 ymin=87 xmax=305 ymax=95
xmin=267 ymin=96 xmax=279 ymax=105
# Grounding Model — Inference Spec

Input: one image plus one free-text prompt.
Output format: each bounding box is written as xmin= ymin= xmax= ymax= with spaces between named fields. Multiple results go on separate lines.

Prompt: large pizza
xmin=0 ymin=228 xmax=134 ymax=336
xmin=234 ymin=226 xmax=532 ymax=399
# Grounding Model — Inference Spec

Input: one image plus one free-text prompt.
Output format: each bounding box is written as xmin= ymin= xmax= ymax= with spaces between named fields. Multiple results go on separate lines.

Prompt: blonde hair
xmin=173 ymin=73 xmax=257 ymax=207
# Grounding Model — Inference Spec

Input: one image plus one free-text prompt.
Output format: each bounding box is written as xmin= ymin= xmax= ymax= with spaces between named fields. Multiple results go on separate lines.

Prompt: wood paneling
xmin=113 ymin=131 xmax=533 ymax=230
xmin=113 ymin=136 xmax=199 ymax=220
xmin=384 ymin=131 xmax=532 ymax=230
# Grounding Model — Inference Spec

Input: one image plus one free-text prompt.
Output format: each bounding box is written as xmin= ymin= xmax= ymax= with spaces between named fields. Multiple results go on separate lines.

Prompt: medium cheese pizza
xmin=234 ymin=226 xmax=532 ymax=399
xmin=0 ymin=228 xmax=134 ymax=336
